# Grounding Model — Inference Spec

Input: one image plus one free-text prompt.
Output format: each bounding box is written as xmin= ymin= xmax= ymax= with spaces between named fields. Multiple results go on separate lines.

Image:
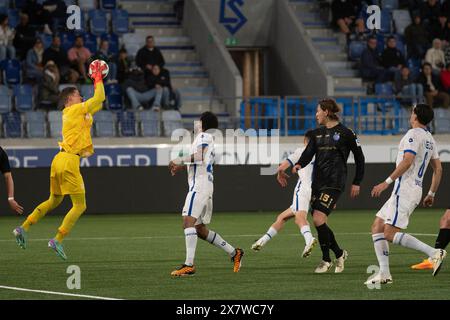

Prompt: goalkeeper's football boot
xmin=302 ymin=238 xmax=318 ymax=258
xmin=48 ymin=239 xmax=67 ymax=260
xmin=334 ymin=250 xmax=348 ymax=273
xmin=232 ymin=248 xmax=244 ymax=273
xmin=314 ymin=260 xmax=333 ymax=273
xmin=431 ymin=249 xmax=447 ymax=276
xmin=364 ymin=272 xmax=393 ymax=286
xmin=171 ymin=264 xmax=196 ymax=277
xmin=411 ymin=258 xmax=433 ymax=270
xmin=13 ymin=226 xmax=27 ymax=249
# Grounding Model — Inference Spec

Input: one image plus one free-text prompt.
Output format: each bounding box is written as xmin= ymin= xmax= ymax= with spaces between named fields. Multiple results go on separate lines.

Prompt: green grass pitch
xmin=0 ymin=210 xmax=449 ymax=300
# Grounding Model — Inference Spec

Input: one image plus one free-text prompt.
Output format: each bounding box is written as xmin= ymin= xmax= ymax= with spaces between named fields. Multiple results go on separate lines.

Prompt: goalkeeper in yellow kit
xmin=13 ymin=61 xmax=107 ymax=260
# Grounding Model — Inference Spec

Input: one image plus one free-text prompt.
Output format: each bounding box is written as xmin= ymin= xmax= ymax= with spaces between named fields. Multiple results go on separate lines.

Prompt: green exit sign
xmin=225 ymin=37 xmax=238 ymax=46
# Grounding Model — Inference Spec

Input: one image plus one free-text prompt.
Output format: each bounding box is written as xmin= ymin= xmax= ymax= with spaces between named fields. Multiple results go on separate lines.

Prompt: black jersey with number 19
xmin=297 ymin=123 xmax=365 ymax=192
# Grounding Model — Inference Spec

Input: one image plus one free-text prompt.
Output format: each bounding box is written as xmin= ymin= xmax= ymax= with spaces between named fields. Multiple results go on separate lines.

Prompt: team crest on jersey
xmin=333 ymin=133 xmax=340 ymax=141
xmin=409 ymin=138 xmax=414 ymax=143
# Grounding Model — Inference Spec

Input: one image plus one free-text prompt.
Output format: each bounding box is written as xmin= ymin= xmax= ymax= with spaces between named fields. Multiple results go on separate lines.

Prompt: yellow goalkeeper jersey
xmin=58 ymin=82 xmax=105 ymax=158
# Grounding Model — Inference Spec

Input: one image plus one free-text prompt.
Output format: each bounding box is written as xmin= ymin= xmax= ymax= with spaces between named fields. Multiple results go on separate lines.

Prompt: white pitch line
xmin=0 ymin=285 xmax=122 ymax=300
xmin=0 ymin=232 xmax=438 ymax=242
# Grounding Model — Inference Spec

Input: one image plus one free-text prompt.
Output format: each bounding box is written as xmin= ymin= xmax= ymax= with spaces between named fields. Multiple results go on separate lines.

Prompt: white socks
xmin=301 ymin=225 xmax=314 ymax=245
xmin=393 ymin=232 xmax=436 ymax=258
xmin=257 ymin=227 xmax=278 ymax=246
xmin=372 ymin=233 xmax=390 ymax=275
xmin=206 ymin=230 xmax=236 ymax=256
xmin=184 ymin=227 xmax=197 ymax=266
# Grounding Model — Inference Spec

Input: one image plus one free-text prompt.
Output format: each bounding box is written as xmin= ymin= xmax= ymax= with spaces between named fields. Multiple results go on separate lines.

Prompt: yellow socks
xmin=22 ymin=194 xmax=64 ymax=231
xmin=55 ymin=193 xmax=87 ymax=243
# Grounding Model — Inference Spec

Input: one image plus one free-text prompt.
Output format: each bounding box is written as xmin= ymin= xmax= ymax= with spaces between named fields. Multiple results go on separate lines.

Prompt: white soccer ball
xmin=88 ymin=59 xmax=109 ymax=79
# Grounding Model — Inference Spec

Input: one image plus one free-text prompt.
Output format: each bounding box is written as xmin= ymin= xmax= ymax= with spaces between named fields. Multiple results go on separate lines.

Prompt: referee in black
xmin=278 ymin=98 xmax=365 ymax=273
xmin=0 ymin=146 xmax=23 ymax=215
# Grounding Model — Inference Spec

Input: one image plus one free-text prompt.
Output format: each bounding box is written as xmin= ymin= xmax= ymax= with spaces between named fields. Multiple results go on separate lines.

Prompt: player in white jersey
xmin=251 ymin=131 xmax=318 ymax=257
xmin=366 ymin=104 xmax=446 ymax=286
xmin=168 ymin=112 xmax=244 ymax=277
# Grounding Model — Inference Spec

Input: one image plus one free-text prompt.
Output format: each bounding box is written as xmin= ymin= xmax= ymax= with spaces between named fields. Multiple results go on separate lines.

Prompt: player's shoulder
xmin=195 ymin=132 xmax=213 ymax=144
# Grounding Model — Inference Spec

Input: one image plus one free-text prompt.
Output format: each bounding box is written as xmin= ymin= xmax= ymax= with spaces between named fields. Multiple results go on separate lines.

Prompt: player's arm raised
xmin=85 ymin=61 xmax=106 ymax=115
xmin=423 ymin=158 xmax=442 ymax=207
xmin=349 ymin=130 xmax=365 ymax=199
xmin=371 ymin=152 xmax=415 ymax=198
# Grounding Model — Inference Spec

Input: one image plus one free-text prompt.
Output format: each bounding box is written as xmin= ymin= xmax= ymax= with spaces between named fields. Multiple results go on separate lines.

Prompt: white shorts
xmin=182 ymin=191 xmax=213 ymax=226
xmin=290 ymin=180 xmax=312 ymax=213
xmin=376 ymin=194 xmax=420 ymax=229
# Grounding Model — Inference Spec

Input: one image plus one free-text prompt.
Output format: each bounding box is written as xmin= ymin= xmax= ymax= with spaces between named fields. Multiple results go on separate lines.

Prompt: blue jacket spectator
xmin=26 ymin=38 xmax=45 ymax=81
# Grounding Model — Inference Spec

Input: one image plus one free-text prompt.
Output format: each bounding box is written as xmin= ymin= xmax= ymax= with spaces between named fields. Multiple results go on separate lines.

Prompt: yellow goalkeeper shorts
xmin=50 ymin=151 xmax=85 ymax=195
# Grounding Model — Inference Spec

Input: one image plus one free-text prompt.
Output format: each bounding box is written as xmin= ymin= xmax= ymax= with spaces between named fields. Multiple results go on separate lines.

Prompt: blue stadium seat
xmin=101 ymin=33 xmax=119 ymax=55
xmin=64 ymin=0 xmax=77 ymax=5
xmin=80 ymin=84 xmax=94 ymax=100
xmin=94 ymin=110 xmax=116 ymax=137
xmin=349 ymin=41 xmax=366 ymax=61
xmin=105 ymin=83 xmax=123 ymax=111
xmin=382 ymin=0 xmax=398 ymax=10
xmin=395 ymin=35 xmax=406 ymax=56
xmin=162 ymin=110 xmax=182 ymax=137
xmin=48 ymin=111 xmax=63 ymax=138
xmin=393 ymin=9 xmax=411 ymax=36
xmin=14 ymin=0 xmax=27 ymax=9
xmin=435 ymin=108 xmax=450 ymax=133
xmin=25 ymin=111 xmax=47 ymax=138
xmin=83 ymin=33 xmax=98 ymax=54
xmin=102 ymin=0 xmax=116 ymax=10
xmin=375 ymin=83 xmax=394 ymax=96
xmin=380 ymin=10 xmax=392 ymax=33
xmin=89 ymin=10 xmax=108 ymax=35
xmin=78 ymin=0 xmax=97 ymax=10
xmin=139 ymin=110 xmax=161 ymax=136
xmin=0 ymin=85 xmax=11 ymax=114
xmin=8 ymin=9 xmax=19 ymax=28
xmin=39 ymin=33 xmax=53 ymax=49
xmin=3 ymin=112 xmax=22 ymax=138
xmin=1 ymin=59 xmax=21 ymax=85
xmin=376 ymin=33 xmax=385 ymax=54
xmin=118 ymin=111 xmax=136 ymax=136
xmin=60 ymin=32 xmax=76 ymax=52
xmin=13 ymin=84 xmax=34 ymax=112
xmin=111 ymin=9 xmax=129 ymax=34
xmin=0 ymin=0 xmax=8 ymax=12
xmin=58 ymin=84 xmax=79 ymax=92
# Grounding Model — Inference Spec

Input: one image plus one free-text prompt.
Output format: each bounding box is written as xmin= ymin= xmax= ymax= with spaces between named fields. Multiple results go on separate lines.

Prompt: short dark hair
xmin=422 ymin=62 xmax=433 ymax=69
xmin=387 ymin=36 xmax=396 ymax=41
xmin=368 ymin=36 xmax=377 ymax=42
xmin=75 ymin=35 xmax=83 ymax=41
xmin=413 ymin=103 xmax=434 ymax=126
xmin=59 ymin=87 xmax=78 ymax=108
xmin=146 ymin=35 xmax=154 ymax=41
xmin=200 ymin=112 xmax=219 ymax=131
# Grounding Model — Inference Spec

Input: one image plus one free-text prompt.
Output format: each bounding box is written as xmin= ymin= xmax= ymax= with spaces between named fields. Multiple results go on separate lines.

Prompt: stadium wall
xmin=0 ymin=164 xmax=449 ymax=216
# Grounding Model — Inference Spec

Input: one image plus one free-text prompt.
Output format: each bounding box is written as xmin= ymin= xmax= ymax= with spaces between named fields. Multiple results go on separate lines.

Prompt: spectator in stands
xmin=431 ymin=14 xmax=448 ymax=42
xmin=43 ymin=35 xmax=71 ymax=80
xmin=13 ymin=13 xmax=36 ymax=60
xmin=42 ymin=0 xmax=67 ymax=33
xmin=440 ymin=63 xmax=450 ymax=94
xmin=360 ymin=36 xmax=389 ymax=82
xmin=135 ymin=36 xmax=165 ymax=74
xmin=330 ymin=0 xmax=364 ymax=36
xmin=23 ymin=0 xmax=53 ymax=34
xmin=419 ymin=0 xmax=441 ymax=33
xmin=25 ymin=38 xmax=45 ymax=81
xmin=381 ymin=36 xmax=406 ymax=79
xmin=425 ymin=38 xmax=446 ymax=75
xmin=147 ymin=64 xmax=172 ymax=111
xmin=67 ymin=35 xmax=92 ymax=83
xmin=0 ymin=15 xmax=16 ymax=61
xmin=394 ymin=66 xmax=424 ymax=104
xmin=38 ymin=60 xmax=60 ymax=109
xmin=94 ymin=40 xmax=117 ymax=81
xmin=443 ymin=0 xmax=450 ymax=18
xmin=174 ymin=0 xmax=184 ymax=22
xmin=117 ymin=48 xmax=131 ymax=83
xmin=418 ymin=62 xmax=450 ymax=108
xmin=404 ymin=15 xmax=430 ymax=59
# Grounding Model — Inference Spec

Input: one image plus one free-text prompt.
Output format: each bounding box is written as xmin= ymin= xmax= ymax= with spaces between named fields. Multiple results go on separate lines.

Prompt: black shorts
xmin=311 ymin=188 xmax=342 ymax=216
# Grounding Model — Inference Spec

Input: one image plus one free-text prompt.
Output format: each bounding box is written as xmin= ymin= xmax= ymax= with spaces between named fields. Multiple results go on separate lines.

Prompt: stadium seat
xmin=58 ymin=84 xmax=78 ymax=92
xmin=83 ymin=32 xmax=98 ymax=54
xmin=3 ymin=112 xmax=22 ymax=138
xmin=0 ymin=85 xmax=12 ymax=114
xmin=94 ymin=110 xmax=116 ymax=137
xmin=13 ymin=0 xmax=26 ymax=9
xmin=8 ymin=9 xmax=19 ymax=28
xmin=39 ymin=33 xmax=53 ymax=49
xmin=349 ymin=41 xmax=366 ymax=61
xmin=435 ymin=109 xmax=450 ymax=133
xmin=162 ymin=110 xmax=182 ymax=137
xmin=64 ymin=0 xmax=77 ymax=5
xmin=393 ymin=10 xmax=411 ymax=36
xmin=376 ymin=33 xmax=385 ymax=54
xmin=1 ymin=59 xmax=21 ymax=85
xmin=380 ymin=10 xmax=392 ymax=33
xmin=105 ymin=83 xmax=123 ymax=111
xmin=24 ymin=111 xmax=47 ymax=138
xmin=382 ymin=0 xmax=398 ymax=10
xmin=48 ymin=111 xmax=63 ymax=138
xmin=0 ymin=0 xmax=8 ymax=12
xmin=118 ymin=111 xmax=136 ymax=136
xmin=101 ymin=33 xmax=119 ymax=55
xmin=60 ymin=32 xmax=76 ymax=52
xmin=111 ymin=9 xmax=129 ymax=34
xmin=78 ymin=0 xmax=97 ymax=10
xmin=13 ymin=84 xmax=34 ymax=112
xmin=139 ymin=110 xmax=161 ymax=137
xmin=89 ymin=10 xmax=108 ymax=35
xmin=375 ymin=83 xmax=394 ymax=96
xmin=102 ymin=0 xmax=116 ymax=10
xmin=80 ymin=84 xmax=95 ymax=100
